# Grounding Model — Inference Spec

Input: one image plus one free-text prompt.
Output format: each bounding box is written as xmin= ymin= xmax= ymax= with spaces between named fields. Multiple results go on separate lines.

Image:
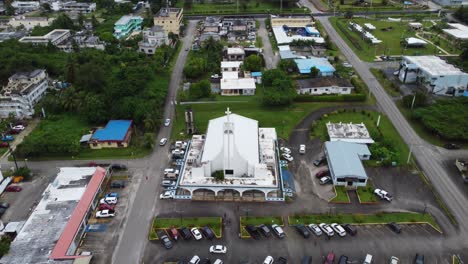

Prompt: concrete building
xmin=51 ymin=1 xmax=97 ymax=13
xmin=324 ymin=141 xmax=371 ymax=188
xmin=294 ymin=57 xmax=336 ymax=76
xmin=0 ymin=30 xmax=27 ymax=42
xmin=432 ymin=0 xmax=463 ymax=6
xmin=58 ymin=34 xmax=105 ymax=52
xmin=11 ymin=1 xmax=40 ymax=12
xmin=221 ymin=61 xmax=243 ymax=72
xmin=0 ymin=69 xmax=48 ymax=118
xmin=89 ymin=120 xmax=133 ymax=149
xmin=138 ymin=25 xmax=169 ymax=55
xmin=326 ymin=122 xmax=375 ymax=144
xmin=226 ymin=47 xmax=245 ymax=61
xmin=178 ymin=109 xmax=283 ymax=201
xmin=398 ymin=56 xmax=468 ymax=96
xmin=200 ymin=31 xmax=221 ymax=42
xmin=297 ymin=77 xmax=353 ymax=95
xmin=442 ymin=23 xmax=468 ymax=42
xmin=272 ymin=25 xmax=324 ymax=45
xmin=220 ymin=77 xmax=256 ymax=96
xmin=0 ymin=167 xmax=109 ymax=264
xmin=19 ymin=29 xmax=71 ymax=45
xmin=8 ymin=16 xmax=54 ymax=30
xmin=113 ymin=15 xmax=143 ymax=39
xmin=153 ymin=7 xmax=183 ymax=35
xmin=271 ymin=16 xmax=313 ymax=28
xmin=203 ymin=16 xmax=221 ymax=33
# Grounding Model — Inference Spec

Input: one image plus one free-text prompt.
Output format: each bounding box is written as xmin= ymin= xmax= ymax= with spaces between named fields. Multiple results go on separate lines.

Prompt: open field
xmin=330 ymin=186 xmax=350 ymax=203
xmin=176 ymin=0 xmax=306 ymax=15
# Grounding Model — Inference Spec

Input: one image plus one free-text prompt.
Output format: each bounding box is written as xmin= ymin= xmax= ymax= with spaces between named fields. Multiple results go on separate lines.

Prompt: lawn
xmin=330 ymin=186 xmax=350 ymax=203
xmin=311 ymin=109 xmax=409 ymax=166
xmin=151 ymin=217 xmax=222 ymax=238
xmin=288 ymin=212 xmax=440 ymax=231
xmin=172 ymin=101 xmax=347 ymax=140
xmin=176 ymin=0 xmax=306 ymax=15
xmin=356 ymin=184 xmax=378 ymax=203
xmin=370 ymin=68 xmax=400 ymax=97
xmin=240 ymin=216 xmax=284 ymax=237
xmin=330 ymin=17 xmax=441 ymax=62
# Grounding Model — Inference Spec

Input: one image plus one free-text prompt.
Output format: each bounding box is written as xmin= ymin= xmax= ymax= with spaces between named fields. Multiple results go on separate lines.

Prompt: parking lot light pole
xmin=4 ymin=141 xmax=19 ymax=171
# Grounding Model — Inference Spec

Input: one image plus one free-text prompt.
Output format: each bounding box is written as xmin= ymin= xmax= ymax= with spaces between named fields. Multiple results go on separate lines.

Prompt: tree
xmin=78 ymin=13 xmax=85 ymax=28
xmin=454 ymin=6 xmax=468 ymax=24
xmin=41 ymin=3 xmax=51 ymax=11
xmin=168 ymin=32 xmax=178 ymax=44
xmin=13 ymin=167 xmax=32 ymax=181
xmin=261 ymin=69 xmax=296 ymax=106
xmin=243 ymin=54 xmax=263 ymax=72
xmin=65 ymin=57 xmax=76 ymax=83
xmin=310 ymin=66 xmax=319 ymax=77
xmin=0 ymin=236 xmax=11 ymax=257
xmin=51 ymin=13 xmax=77 ymax=30
xmin=143 ymin=133 xmax=155 ymax=149
xmin=278 ymin=59 xmax=296 ymax=73
xmin=402 ymin=91 xmax=428 ymax=109
xmin=344 ymin=11 xmax=354 ymax=19
xmin=91 ymin=15 xmax=100 ymax=28
xmin=184 ymin=58 xmax=206 ymax=79
xmin=189 ymin=79 xmax=211 ymax=99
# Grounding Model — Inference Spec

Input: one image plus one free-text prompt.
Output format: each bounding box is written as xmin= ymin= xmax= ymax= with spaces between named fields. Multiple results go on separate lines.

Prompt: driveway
xmin=258 ymin=19 xmax=279 ymax=70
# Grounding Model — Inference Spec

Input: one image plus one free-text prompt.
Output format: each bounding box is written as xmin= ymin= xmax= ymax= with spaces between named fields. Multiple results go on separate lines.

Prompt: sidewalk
xmin=0 ymin=118 xmax=40 ymax=161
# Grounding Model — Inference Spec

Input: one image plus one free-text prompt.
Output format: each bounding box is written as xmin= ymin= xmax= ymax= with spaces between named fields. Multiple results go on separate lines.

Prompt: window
xmin=313 ymin=88 xmax=317 ymax=91
xmin=342 ymin=88 xmax=347 ymax=91
xmin=225 ymin=169 xmax=234 ymax=175
xmin=337 ymin=178 xmax=345 ymax=182
xmin=358 ymin=179 xmax=366 ymax=183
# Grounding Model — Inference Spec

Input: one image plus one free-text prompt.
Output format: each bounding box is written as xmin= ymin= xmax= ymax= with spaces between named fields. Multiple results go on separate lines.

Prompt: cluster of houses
xmin=7 ymin=0 xmax=96 ymax=14
xmin=196 ymin=16 xmax=257 ymax=46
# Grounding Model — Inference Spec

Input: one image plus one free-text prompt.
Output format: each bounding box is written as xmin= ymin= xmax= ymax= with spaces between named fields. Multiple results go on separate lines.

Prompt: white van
xmin=363 ymin=254 xmax=373 ymax=264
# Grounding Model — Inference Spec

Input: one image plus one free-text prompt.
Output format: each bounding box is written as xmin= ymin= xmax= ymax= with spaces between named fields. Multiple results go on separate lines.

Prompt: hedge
xmin=294 ymin=93 xmax=367 ymax=102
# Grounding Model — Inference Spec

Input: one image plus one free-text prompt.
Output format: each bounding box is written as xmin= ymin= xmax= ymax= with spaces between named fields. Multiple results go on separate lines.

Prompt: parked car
xmin=271 ymin=224 xmax=285 ymax=238
xmin=280 ymin=147 xmax=291 ymax=154
xmin=179 ymin=226 xmax=192 ymax=240
xmin=213 ymin=259 xmax=223 ymax=264
xmin=299 ymin=144 xmax=306 ymax=154
xmin=12 ymin=125 xmax=25 ymax=131
xmin=0 ymin=202 xmax=10 ymax=209
xmin=0 ymin=208 xmax=7 ymax=218
xmin=199 ymin=258 xmax=211 ymax=264
xmin=161 ymin=180 xmax=176 ymax=187
xmin=315 ymin=169 xmax=329 ymax=178
xmin=172 ymin=149 xmax=185 ymax=155
xmin=160 ymin=235 xmax=173 ymax=249
xmin=164 ymin=168 xmax=179 ymax=175
xmin=363 ymin=254 xmax=373 ymax=264
xmin=100 ymin=197 xmax=117 ymax=205
xmin=374 ymin=188 xmax=393 ymax=202
xmin=324 ymin=252 xmax=335 ymax=264
xmin=110 ymin=164 xmax=127 ymax=170
xmin=387 ymin=222 xmax=402 ymax=234
xmin=277 ymin=257 xmax=287 ymax=264
xmin=414 ymin=254 xmax=424 ymax=264
xmin=168 ymin=227 xmax=179 ymax=240
xmin=338 ymin=255 xmax=348 ymax=264
xmin=209 ymin=245 xmax=227 ymax=254
xmin=1 ymin=135 xmax=14 ymax=141
xmin=295 ymin=224 xmax=310 ymax=238
xmin=191 ymin=228 xmax=203 ymax=240
xmin=5 ymin=185 xmax=22 ymax=192
xmin=444 ymin=143 xmax=460 ymax=150
xmin=301 ymin=256 xmax=312 ymax=264
xmin=159 ymin=191 xmax=175 ymax=199
xmin=8 ymin=129 xmax=21 ymax=135
xmin=390 ymin=256 xmax=400 ymax=264
xmin=159 ymin=138 xmax=168 ymax=146
xmin=189 ymin=255 xmax=201 ymax=264
xmin=263 ymin=256 xmax=274 ymax=264
xmin=105 ymin=192 xmax=119 ymax=199
xmin=110 ymin=180 xmax=126 ymax=188
xmin=245 ymin=224 xmax=261 ymax=240
xmin=330 ymin=223 xmax=346 ymax=237
xmin=98 ymin=203 xmax=115 ymax=211
xmin=308 ymin=224 xmax=322 ymax=236
xmin=96 ymin=209 xmax=115 ymax=218
xmin=201 ymin=226 xmax=215 ymax=240
xmin=313 ymin=156 xmax=326 ymax=166
xmin=282 ymin=153 xmax=293 ymax=162
xmin=0 ymin=142 xmax=8 ymax=148
xmin=164 ymin=118 xmax=171 ymax=127
xmin=258 ymin=224 xmax=271 ymax=237
xmin=319 ymin=176 xmax=332 ymax=185
xmin=343 ymin=224 xmax=357 ymax=236
xmin=319 ymin=223 xmax=334 ymax=237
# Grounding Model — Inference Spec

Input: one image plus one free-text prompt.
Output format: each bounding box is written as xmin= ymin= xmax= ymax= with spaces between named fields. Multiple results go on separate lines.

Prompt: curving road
xmin=317 ymin=15 xmax=468 ymax=245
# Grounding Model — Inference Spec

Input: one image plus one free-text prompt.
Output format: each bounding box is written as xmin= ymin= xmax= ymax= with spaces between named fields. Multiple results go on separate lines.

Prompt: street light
xmin=2 ymin=140 xmax=18 ymax=171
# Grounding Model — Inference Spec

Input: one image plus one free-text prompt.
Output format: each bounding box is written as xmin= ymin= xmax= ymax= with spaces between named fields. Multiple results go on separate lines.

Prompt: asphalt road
xmin=317 ymin=15 xmax=468 ymax=245
xmin=258 ymin=19 xmax=279 ymax=70
xmin=111 ymin=20 xmax=198 ymax=264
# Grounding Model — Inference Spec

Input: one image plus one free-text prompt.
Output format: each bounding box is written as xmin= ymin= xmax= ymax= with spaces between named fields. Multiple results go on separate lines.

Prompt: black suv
xmin=277 ymin=257 xmax=287 ymax=264
xmin=110 ymin=164 xmax=128 ymax=170
xmin=201 ymin=226 xmax=215 ymax=240
xmin=343 ymin=224 xmax=357 ymax=236
xmin=245 ymin=224 xmax=261 ymax=240
xmin=179 ymin=227 xmax=192 ymax=240
xmin=295 ymin=224 xmax=310 ymax=238
xmin=110 ymin=180 xmax=125 ymax=188
xmin=258 ymin=224 xmax=272 ymax=237
xmin=313 ymin=156 xmax=326 ymax=166
xmin=160 ymin=235 xmax=173 ymax=249
xmin=387 ymin=222 xmax=402 ymax=234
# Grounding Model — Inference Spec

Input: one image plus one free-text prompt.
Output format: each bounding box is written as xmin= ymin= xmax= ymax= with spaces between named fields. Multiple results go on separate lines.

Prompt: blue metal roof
xmin=251 ymin=72 xmax=262 ymax=77
xmin=325 ymin=141 xmax=370 ymax=180
xmin=294 ymin=58 xmax=336 ymax=74
xmin=91 ymin=120 xmax=132 ymax=142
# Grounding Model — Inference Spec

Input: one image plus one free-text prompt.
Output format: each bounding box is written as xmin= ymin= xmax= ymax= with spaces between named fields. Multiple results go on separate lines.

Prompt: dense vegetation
xmin=261 ymin=69 xmax=296 ymax=106
xmin=183 ymin=38 xmax=223 ymax=80
xmin=412 ymin=98 xmax=468 ymax=141
xmin=454 ymin=6 xmax=468 ymax=24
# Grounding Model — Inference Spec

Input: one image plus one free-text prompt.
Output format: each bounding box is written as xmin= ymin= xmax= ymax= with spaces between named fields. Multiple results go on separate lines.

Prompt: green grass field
xmin=330 ymin=186 xmax=350 ymax=203
xmin=356 ymin=184 xmax=379 ymax=203
xmin=330 ymin=17 xmax=441 ymax=62
xmin=172 ymin=101 xmax=347 ymax=140
xmin=176 ymin=0 xmax=306 ymax=15
xmin=311 ymin=109 xmax=409 ymax=165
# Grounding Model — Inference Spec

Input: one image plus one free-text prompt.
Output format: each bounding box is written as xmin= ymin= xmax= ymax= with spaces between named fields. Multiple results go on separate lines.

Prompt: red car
xmin=0 ymin=142 xmax=8 ymax=148
xmin=315 ymin=169 xmax=330 ymax=178
xmin=5 ymin=185 xmax=22 ymax=192
xmin=168 ymin=227 xmax=179 ymax=241
xmin=98 ymin=204 xmax=115 ymax=211
xmin=324 ymin=251 xmax=335 ymax=264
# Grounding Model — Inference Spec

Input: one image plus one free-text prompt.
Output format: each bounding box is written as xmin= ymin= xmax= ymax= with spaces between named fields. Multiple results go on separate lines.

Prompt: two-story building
xmin=8 ymin=16 xmax=55 ymax=30
xmin=19 ymin=29 xmax=71 ymax=46
xmin=51 ymin=1 xmax=97 ymax=13
xmin=0 ymin=69 xmax=49 ymax=118
xmin=226 ymin=47 xmax=245 ymax=61
xmin=113 ymin=15 xmax=143 ymax=39
xmin=138 ymin=25 xmax=169 ymax=55
xmin=153 ymin=7 xmax=183 ymax=35
xmin=11 ymin=1 xmax=40 ymax=12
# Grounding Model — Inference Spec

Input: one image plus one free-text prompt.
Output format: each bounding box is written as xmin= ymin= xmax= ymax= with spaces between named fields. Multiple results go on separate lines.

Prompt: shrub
xmin=212 ymin=170 xmax=224 ymax=181
xmin=352 ymin=214 xmax=365 ymax=223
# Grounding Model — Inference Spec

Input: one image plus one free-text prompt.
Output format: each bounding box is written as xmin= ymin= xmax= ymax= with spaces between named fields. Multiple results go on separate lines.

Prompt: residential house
xmin=0 ymin=69 xmax=48 ymax=118
xmin=203 ymin=16 xmax=221 ymax=33
xmin=442 ymin=23 xmax=468 ymax=44
xmin=200 ymin=31 xmax=221 ymax=42
xmin=11 ymin=1 xmax=39 ymax=12
xmin=89 ymin=120 xmax=133 ymax=149
xmin=51 ymin=1 xmax=97 ymax=13
xmin=153 ymin=7 xmax=183 ymax=35
xmin=220 ymin=78 xmax=256 ymax=95
xmin=19 ymin=29 xmax=71 ymax=46
xmin=226 ymin=47 xmax=245 ymax=61
xmin=297 ymin=77 xmax=353 ymax=95
xmin=311 ymin=45 xmax=327 ymax=57
xmin=221 ymin=61 xmax=243 ymax=72
xmin=8 ymin=16 xmax=54 ymax=30
xmin=398 ymin=56 xmax=468 ymax=96
xmin=113 ymin=15 xmax=143 ymax=39
xmin=294 ymin=57 xmax=336 ymax=76
xmin=138 ymin=25 xmax=169 ymax=55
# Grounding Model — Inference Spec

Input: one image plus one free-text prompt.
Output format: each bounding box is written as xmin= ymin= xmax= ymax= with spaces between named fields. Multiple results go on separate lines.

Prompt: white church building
xmin=178 ymin=109 xmax=283 ymax=201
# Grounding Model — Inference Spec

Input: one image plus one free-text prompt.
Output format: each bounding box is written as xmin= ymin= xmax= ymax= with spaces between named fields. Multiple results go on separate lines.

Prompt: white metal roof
xmin=405 ymin=37 xmax=427 ymax=45
xmin=202 ymin=113 xmax=259 ymax=164
xmin=227 ymin=47 xmax=245 ymax=55
xmin=222 ymin=71 xmax=239 ymax=79
xmin=442 ymin=23 xmax=468 ymax=40
xmin=326 ymin=122 xmax=375 ymax=144
xmin=403 ymin=56 xmax=467 ymax=76
xmin=220 ymin=78 xmax=256 ymax=90
xmin=272 ymin=26 xmax=324 ymax=45
xmin=221 ymin=61 xmax=243 ymax=69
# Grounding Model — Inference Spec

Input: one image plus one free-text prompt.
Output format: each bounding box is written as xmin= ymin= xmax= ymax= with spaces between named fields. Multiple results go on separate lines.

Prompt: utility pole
xmin=410 ymin=94 xmax=416 ymax=110
xmin=407 ymin=144 xmax=412 ymax=164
